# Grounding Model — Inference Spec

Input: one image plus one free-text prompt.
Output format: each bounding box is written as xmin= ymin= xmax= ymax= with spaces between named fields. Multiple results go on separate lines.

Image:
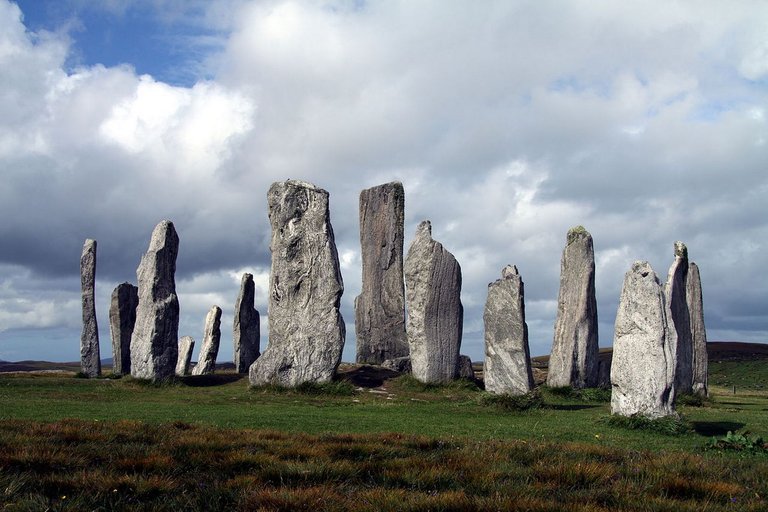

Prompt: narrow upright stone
xmin=688 ymin=262 xmax=708 ymax=396
xmin=611 ymin=261 xmax=676 ymax=419
xmin=234 ymin=273 xmax=260 ymax=373
xmin=483 ymin=265 xmax=534 ymax=395
xmin=130 ymin=220 xmax=180 ymax=381
xmin=404 ymin=220 xmax=463 ymax=384
xmin=249 ymin=180 xmax=345 ymax=387
xmin=192 ymin=306 xmax=222 ymax=376
xmin=80 ymin=239 xmax=101 ymax=377
xmin=109 ymin=282 xmax=138 ymax=376
xmin=176 ymin=336 xmax=195 ymax=376
xmin=666 ymin=241 xmax=692 ymax=395
xmin=547 ymin=226 xmax=598 ymax=389
xmin=457 ymin=355 xmax=475 ymax=380
xmin=355 ymin=182 xmax=408 ymax=364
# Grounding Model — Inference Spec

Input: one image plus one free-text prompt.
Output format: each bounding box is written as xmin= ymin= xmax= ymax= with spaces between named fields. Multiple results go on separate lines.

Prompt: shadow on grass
xmin=547 ymin=404 xmax=602 ymax=411
xmin=337 ymin=365 xmax=404 ymax=388
xmin=179 ymin=374 xmax=246 ymax=387
xmin=691 ymin=421 xmax=746 ymax=437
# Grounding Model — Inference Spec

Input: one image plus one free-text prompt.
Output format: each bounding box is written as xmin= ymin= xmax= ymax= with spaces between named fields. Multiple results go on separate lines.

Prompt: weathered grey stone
xmin=547 ymin=226 xmax=599 ymax=389
xmin=597 ymin=355 xmax=612 ymax=389
xmin=404 ymin=220 xmax=463 ymax=384
xmin=457 ymin=355 xmax=475 ymax=380
xmin=80 ymin=239 xmax=101 ymax=377
xmin=249 ymin=180 xmax=345 ymax=387
xmin=234 ymin=273 xmax=260 ymax=373
xmin=192 ymin=306 xmax=222 ymax=376
xmin=688 ymin=262 xmax=708 ymax=396
xmin=109 ymin=282 xmax=138 ymax=376
xmin=483 ymin=265 xmax=534 ymax=395
xmin=611 ymin=261 xmax=676 ymax=419
xmin=355 ymin=182 xmax=408 ymax=364
xmin=130 ymin=220 xmax=180 ymax=381
xmin=666 ymin=241 xmax=693 ymax=395
xmin=175 ymin=336 xmax=195 ymax=376
xmin=381 ymin=356 xmax=411 ymax=373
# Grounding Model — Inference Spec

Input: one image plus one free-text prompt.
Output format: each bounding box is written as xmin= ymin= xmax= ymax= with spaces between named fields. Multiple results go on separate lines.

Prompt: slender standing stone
xmin=404 ymin=220 xmax=463 ymax=384
xmin=234 ymin=273 xmax=260 ymax=373
xmin=611 ymin=261 xmax=676 ymax=419
xmin=192 ymin=306 xmax=222 ymax=376
xmin=688 ymin=262 xmax=708 ymax=396
xmin=483 ymin=265 xmax=534 ymax=395
xmin=80 ymin=239 xmax=101 ymax=377
xmin=249 ymin=180 xmax=345 ymax=387
xmin=130 ymin=220 xmax=180 ymax=381
xmin=666 ymin=241 xmax=692 ymax=395
xmin=109 ymin=282 xmax=138 ymax=376
xmin=355 ymin=182 xmax=408 ymax=364
xmin=176 ymin=336 xmax=195 ymax=376
xmin=547 ymin=226 xmax=599 ymax=389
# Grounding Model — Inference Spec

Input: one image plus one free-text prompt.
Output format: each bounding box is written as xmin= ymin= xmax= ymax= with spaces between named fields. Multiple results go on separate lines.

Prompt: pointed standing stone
xmin=611 ymin=261 xmax=676 ymax=419
xmin=109 ymin=282 xmax=138 ymax=376
xmin=547 ymin=226 xmax=599 ymax=389
xmin=130 ymin=220 xmax=180 ymax=381
xmin=249 ymin=180 xmax=345 ymax=387
xmin=404 ymin=220 xmax=463 ymax=384
xmin=80 ymin=239 xmax=101 ymax=377
xmin=688 ymin=262 xmax=708 ymax=396
xmin=355 ymin=182 xmax=408 ymax=364
xmin=666 ymin=241 xmax=693 ymax=395
xmin=192 ymin=306 xmax=222 ymax=375
xmin=483 ymin=265 xmax=534 ymax=395
xmin=176 ymin=336 xmax=195 ymax=376
xmin=234 ymin=273 xmax=260 ymax=373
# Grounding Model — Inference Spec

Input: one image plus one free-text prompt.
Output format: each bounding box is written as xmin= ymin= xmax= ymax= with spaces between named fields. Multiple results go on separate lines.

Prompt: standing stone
xmin=80 ymin=239 xmax=101 ymax=377
xmin=483 ymin=265 xmax=534 ymax=395
xmin=547 ymin=226 xmax=599 ymax=389
xmin=354 ymin=182 xmax=408 ymax=364
xmin=611 ymin=261 xmax=676 ymax=418
xmin=404 ymin=220 xmax=463 ymax=384
xmin=130 ymin=220 xmax=180 ymax=381
xmin=666 ymin=241 xmax=693 ymax=395
xmin=249 ymin=180 xmax=345 ymax=387
xmin=688 ymin=262 xmax=708 ymax=396
xmin=175 ymin=336 xmax=195 ymax=376
xmin=192 ymin=306 xmax=222 ymax=376
xmin=457 ymin=355 xmax=475 ymax=380
xmin=109 ymin=282 xmax=138 ymax=376
xmin=234 ymin=273 xmax=260 ymax=373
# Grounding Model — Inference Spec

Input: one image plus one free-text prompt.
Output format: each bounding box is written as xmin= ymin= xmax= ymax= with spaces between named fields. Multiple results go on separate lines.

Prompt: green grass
xmin=709 ymin=359 xmax=768 ymax=391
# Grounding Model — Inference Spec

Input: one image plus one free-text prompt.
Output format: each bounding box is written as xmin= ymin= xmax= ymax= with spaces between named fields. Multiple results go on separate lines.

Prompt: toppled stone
xmin=666 ymin=241 xmax=693 ymax=395
xmin=176 ymin=336 xmax=195 ymax=376
xmin=404 ymin=220 xmax=463 ymax=384
xmin=483 ymin=265 xmax=534 ymax=395
xmin=355 ymin=182 xmax=408 ymax=364
xmin=381 ymin=356 xmax=412 ymax=373
xmin=457 ymin=355 xmax=475 ymax=380
xmin=80 ymin=239 xmax=101 ymax=377
xmin=688 ymin=262 xmax=708 ymax=396
xmin=611 ymin=261 xmax=676 ymax=419
xmin=130 ymin=220 xmax=180 ymax=381
xmin=192 ymin=306 xmax=222 ymax=376
xmin=234 ymin=273 xmax=260 ymax=373
xmin=547 ymin=226 xmax=599 ymax=389
xmin=109 ymin=282 xmax=138 ymax=376
xmin=249 ymin=180 xmax=345 ymax=387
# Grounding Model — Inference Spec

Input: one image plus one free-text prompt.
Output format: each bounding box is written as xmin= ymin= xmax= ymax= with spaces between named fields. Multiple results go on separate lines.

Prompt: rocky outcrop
xmin=175 ymin=336 xmax=195 ymax=376
xmin=80 ymin=239 xmax=101 ymax=377
xmin=547 ymin=226 xmax=598 ymax=389
xmin=355 ymin=182 xmax=408 ymax=364
xmin=611 ymin=261 xmax=676 ymax=418
xmin=192 ymin=306 xmax=222 ymax=376
xmin=666 ymin=242 xmax=692 ymax=395
xmin=130 ymin=220 xmax=180 ymax=381
xmin=381 ymin=356 xmax=411 ymax=373
xmin=249 ymin=180 xmax=345 ymax=387
xmin=109 ymin=282 xmax=138 ymax=376
xmin=688 ymin=262 xmax=708 ymax=396
xmin=234 ymin=273 xmax=260 ymax=373
xmin=483 ymin=265 xmax=534 ymax=395
xmin=404 ymin=220 xmax=463 ymax=384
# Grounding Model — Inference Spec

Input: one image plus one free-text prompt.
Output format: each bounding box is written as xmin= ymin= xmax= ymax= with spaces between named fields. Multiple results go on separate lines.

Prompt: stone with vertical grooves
xmin=192 ymin=306 xmax=222 ymax=375
xmin=109 ymin=282 xmax=138 ymax=376
xmin=404 ymin=220 xmax=463 ymax=384
xmin=355 ymin=182 xmax=408 ymax=364
xmin=688 ymin=262 xmax=708 ymax=396
xmin=80 ymin=239 xmax=101 ymax=377
xmin=547 ymin=226 xmax=599 ymax=389
xmin=234 ymin=273 xmax=260 ymax=373
xmin=249 ymin=180 xmax=345 ymax=387
xmin=176 ymin=336 xmax=195 ymax=376
xmin=666 ymin=241 xmax=692 ymax=395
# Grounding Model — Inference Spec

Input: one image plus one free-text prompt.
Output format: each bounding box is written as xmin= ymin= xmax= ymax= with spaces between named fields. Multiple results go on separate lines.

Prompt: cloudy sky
xmin=1 ymin=0 xmax=766 ymax=364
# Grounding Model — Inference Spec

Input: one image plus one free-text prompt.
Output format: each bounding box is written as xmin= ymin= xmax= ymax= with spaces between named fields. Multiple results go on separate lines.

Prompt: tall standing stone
xmin=192 ymin=306 xmax=222 ymax=376
xmin=80 ymin=239 xmax=101 ymax=377
xmin=404 ymin=220 xmax=463 ymax=384
xmin=547 ymin=226 xmax=599 ymax=389
xmin=109 ymin=282 xmax=138 ymax=376
xmin=611 ymin=261 xmax=676 ymax=419
xmin=688 ymin=262 xmax=708 ymax=396
xmin=483 ymin=265 xmax=534 ymax=395
xmin=234 ymin=273 xmax=260 ymax=373
xmin=355 ymin=182 xmax=408 ymax=364
xmin=130 ymin=220 xmax=180 ymax=381
xmin=249 ymin=180 xmax=345 ymax=387
xmin=666 ymin=241 xmax=693 ymax=395
xmin=175 ymin=336 xmax=195 ymax=376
